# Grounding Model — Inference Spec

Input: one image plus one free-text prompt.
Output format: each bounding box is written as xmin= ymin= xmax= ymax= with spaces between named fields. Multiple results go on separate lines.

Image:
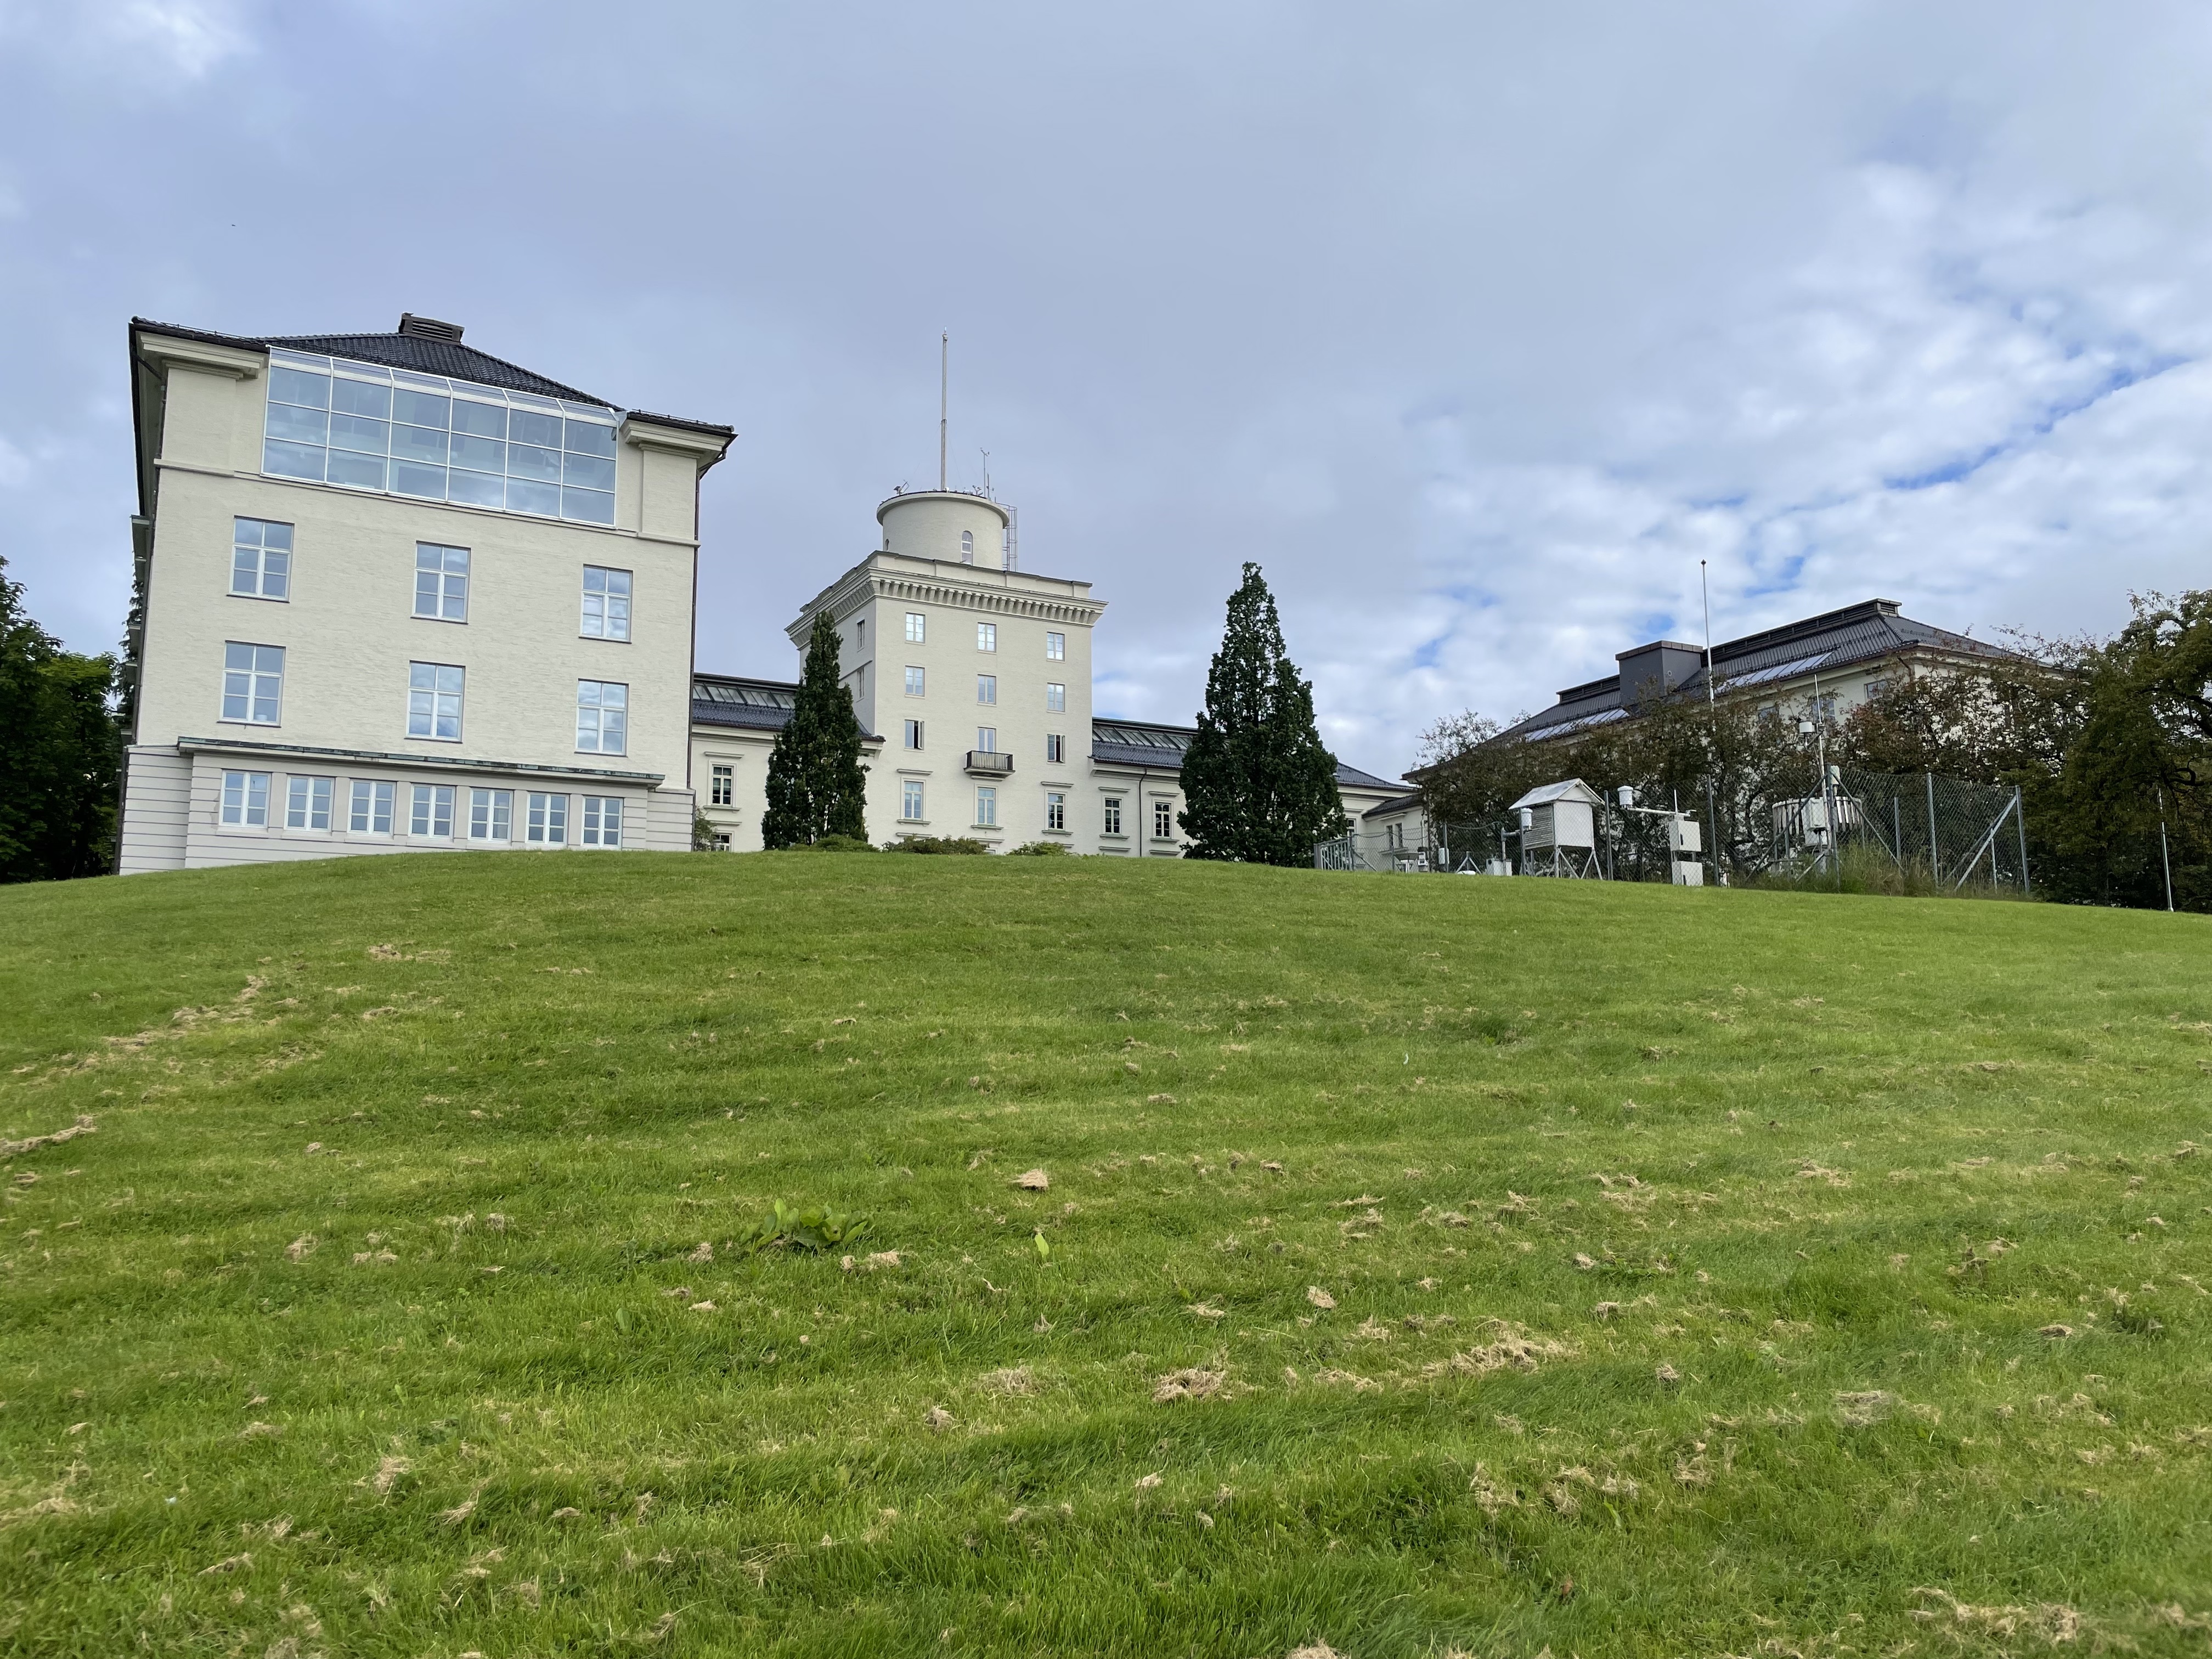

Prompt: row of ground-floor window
xmin=878 ymin=780 xmax=1175 ymax=836
xmin=212 ymin=769 xmax=627 ymax=845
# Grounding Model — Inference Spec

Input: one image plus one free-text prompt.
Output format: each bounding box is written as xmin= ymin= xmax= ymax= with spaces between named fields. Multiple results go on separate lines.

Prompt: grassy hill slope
xmin=2 ymin=853 xmax=2209 ymax=1657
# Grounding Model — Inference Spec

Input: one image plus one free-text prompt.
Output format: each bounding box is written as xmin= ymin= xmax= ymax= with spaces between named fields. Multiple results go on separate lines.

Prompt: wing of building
xmin=116 ymin=314 xmax=731 ymax=871
xmin=1493 ymin=598 xmax=2023 ymax=747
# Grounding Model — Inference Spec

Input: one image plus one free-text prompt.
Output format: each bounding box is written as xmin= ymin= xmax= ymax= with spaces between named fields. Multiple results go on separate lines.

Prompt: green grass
xmin=2 ymin=853 xmax=2210 ymax=1657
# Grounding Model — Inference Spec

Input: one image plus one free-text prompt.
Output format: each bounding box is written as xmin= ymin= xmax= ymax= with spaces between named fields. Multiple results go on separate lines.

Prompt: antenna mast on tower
xmin=938 ymin=332 xmax=948 ymax=491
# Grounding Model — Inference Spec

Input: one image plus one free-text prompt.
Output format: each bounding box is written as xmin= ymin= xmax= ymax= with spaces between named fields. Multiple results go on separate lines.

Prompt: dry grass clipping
xmin=1153 ymin=1368 xmax=1226 ymax=1403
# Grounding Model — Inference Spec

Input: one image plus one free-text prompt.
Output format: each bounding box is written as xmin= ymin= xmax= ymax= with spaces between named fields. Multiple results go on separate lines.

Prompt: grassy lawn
xmin=1 ymin=851 xmax=2209 ymax=1657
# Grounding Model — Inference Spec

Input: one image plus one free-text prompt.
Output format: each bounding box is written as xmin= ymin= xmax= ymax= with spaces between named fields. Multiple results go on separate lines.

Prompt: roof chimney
xmin=397 ymin=313 xmax=464 ymax=342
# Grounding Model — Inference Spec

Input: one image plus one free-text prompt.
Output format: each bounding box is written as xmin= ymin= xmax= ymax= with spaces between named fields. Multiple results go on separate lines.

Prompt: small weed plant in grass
xmin=1 ymin=853 xmax=2208 ymax=1656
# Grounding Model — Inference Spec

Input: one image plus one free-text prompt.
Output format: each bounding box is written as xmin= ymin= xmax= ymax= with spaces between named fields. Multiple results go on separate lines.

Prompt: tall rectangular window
xmin=1154 ymin=799 xmax=1174 ymax=839
xmin=905 ymin=665 xmax=926 ymax=696
xmin=221 ymin=643 xmax=285 ymax=725
xmin=1045 ymin=682 xmax=1065 ymax=712
xmin=1046 ymin=631 xmax=1064 ymax=661
xmin=581 ymin=795 xmax=623 ymax=847
xmin=414 ymin=543 xmax=470 ymax=621
xmin=407 ymin=662 xmax=464 ymax=741
xmin=582 ymin=566 xmax=631 ymax=640
xmin=410 ymin=783 xmax=455 ymax=838
xmin=576 ymin=680 xmax=628 ymax=754
xmin=1046 ymin=791 xmax=1066 ymax=831
xmin=349 ymin=779 xmax=394 ymax=834
xmin=975 ymin=726 xmax=997 ymax=753
xmin=469 ymin=788 xmax=513 ymax=842
xmin=1103 ymin=796 xmax=1124 ymax=836
xmin=710 ymin=764 xmax=733 ymax=806
xmin=902 ymin=719 xmax=923 ymax=751
xmin=526 ymin=792 xmax=568 ymax=845
xmin=975 ymin=785 xmax=997 ymax=827
xmin=977 ymin=674 xmax=996 ymax=705
xmin=904 ymin=612 xmax=926 ymax=643
xmin=977 ymin=622 xmax=996 ymax=652
xmin=231 ymin=518 xmax=292 ymax=600
xmin=219 ymin=770 xmax=270 ymax=827
xmin=901 ymin=779 xmax=924 ymax=820
xmin=285 ymin=775 xmax=333 ymax=830
xmin=1046 ymin=733 xmax=1064 ymax=765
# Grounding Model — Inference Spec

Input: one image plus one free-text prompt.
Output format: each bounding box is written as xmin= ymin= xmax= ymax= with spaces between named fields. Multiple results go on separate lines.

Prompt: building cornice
xmin=788 ymin=554 xmax=1107 ymax=646
xmin=172 ymin=736 xmax=665 ymax=785
xmin=622 ymin=416 xmax=733 ymax=470
xmin=137 ymin=331 xmax=264 ymax=381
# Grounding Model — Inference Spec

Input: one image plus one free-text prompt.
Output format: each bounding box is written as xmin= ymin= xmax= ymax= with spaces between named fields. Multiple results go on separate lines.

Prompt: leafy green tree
xmin=760 ymin=613 xmax=869 ymax=849
xmin=1179 ymin=563 xmax=1348 ymax=864
xmin=0 ymin=556 xmax=122 ymax=883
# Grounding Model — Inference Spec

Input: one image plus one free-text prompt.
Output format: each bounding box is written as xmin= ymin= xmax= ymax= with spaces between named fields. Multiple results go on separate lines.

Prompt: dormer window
xmin=961 ymin=530 xmax=974 ymax=562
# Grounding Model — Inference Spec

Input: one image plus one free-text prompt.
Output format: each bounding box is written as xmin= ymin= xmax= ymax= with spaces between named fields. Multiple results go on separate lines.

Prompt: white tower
xmin=877 ymin=490 xmax=1011 ymax=569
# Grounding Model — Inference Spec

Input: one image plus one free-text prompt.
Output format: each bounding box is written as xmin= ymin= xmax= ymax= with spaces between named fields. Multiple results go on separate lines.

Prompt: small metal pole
xmin=2015 ymin=786 xmax=2032 ymax=898
xmin=1926 ymin=771 xmax=1939 ymax=883
xmin=1893 ymin=795 xmax=1904 ymax=872
xmin=939 ymin=332 xmax=949 ymax=491
xmin=2159 ymin=789 xmax=2174 ymax=912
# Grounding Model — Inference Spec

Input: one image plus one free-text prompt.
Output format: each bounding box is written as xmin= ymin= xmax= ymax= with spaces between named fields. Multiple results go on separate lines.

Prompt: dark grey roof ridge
xmin=627 ymin=409 xmax=737 ymax=439
xmin=1708 ymin=597 xmax=1902 ymax=663
xmin=132 ymin=315 xmax=613 ymax=407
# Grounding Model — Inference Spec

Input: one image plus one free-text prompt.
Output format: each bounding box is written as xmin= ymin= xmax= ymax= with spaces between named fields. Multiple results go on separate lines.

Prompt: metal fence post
xmin=2013 ymin=786 xmax=2030 ymax=897
xmin=1926 ymin=772 xmax=1940 ymax=883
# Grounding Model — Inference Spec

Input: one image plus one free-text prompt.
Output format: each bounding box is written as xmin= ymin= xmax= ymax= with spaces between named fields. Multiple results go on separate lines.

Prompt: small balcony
xmin=965 ymin=749 xmax=1013 ymax=776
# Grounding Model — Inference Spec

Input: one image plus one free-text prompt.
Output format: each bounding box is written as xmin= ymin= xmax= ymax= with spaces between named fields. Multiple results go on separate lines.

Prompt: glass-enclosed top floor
xmin=259 ymin=348 xmax=621 ymax=526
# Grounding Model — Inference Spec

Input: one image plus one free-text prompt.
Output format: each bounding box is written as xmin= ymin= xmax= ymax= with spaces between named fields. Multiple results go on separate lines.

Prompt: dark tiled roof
xmin=133 ymin=316 xmax=611 ymax=404
xmin=693 ymin=675 xmax=799 ymax=732
xmin=1090 ymin=718 xmax=1399 ymax=791
xmin=626 ymin=409 xmax=737 ymax=439
xmin=1497 ymin=598 xmax=2025 ymax=743
xmin=1363 ymin=792 xmax=1424 ymax=819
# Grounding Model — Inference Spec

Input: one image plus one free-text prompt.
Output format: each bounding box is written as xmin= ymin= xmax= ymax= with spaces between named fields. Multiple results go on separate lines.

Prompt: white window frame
xmin=905 ymin=665 xmax=925 ymax=697
xmin=975 ymin=726 xmax=997 ymax=754
xmin=1103 ymin=795 xmax=1124 ymax=836
xmin=219 ymin=770 xmax=271 ymax=827
xmin=1045 ymin=631 xmax=1065 ymax=661
xmin=582 ymin=565 xmax=632 ymax=641
xmin=1046 ymin=733 xmax=1064 ymax=765
xmin=904 ymin=612 xmax=926 ymax=644
xmin=975 ymin=785 xmax=998 ymax=828
xmin=349 ymin=778 xmax=395 ymax=834
xmin=576 ymin=679 xmax=628 ymax=755
xmin=413 ymin=543 xmax=470 ymax=623
xmin=1046 ymin=791 xmax=1065 ymax=832
xmin=468 ymin=787 xmax=513 ymax=843
xmin=901 ymin=779 xmax=924 ymax=821
xmin=1046 ymin=681 xmax=1065 ymax=713
xmin=977 ymin=622 xmax=996 ymax=652
xmin=231 ymin=518 xmax=293 ymax=601
xmin=285 ymin=774 xmax=334 ymax=831
xmin=977 ymin=674 xmax=996 ymax=706
xmin=903 ymin=719 xmax=923 ymax=751
xmin=709 ymin=764 xmax=734 ymax=807
xmin=221 ymin=642 xmax=285 ymax=726
xmin=407 ymin=662 xmax=465 ymax=742
xmin=580 ymin=795 xmax=623 ymax=847
xmin=409 ymin=783 xmax=455 ymax=839
xmin=1153 ymin=799 xmax=1175 ymax=840
xmin=960 ymin=529 xmax=974 ymax=562
xmin=526 ymin=791 xmax=569 ymax=845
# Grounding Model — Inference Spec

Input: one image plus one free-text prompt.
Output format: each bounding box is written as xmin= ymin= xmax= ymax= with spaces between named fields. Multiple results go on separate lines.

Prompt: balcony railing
xmin=965 ymin=749 xmax=1013 ymax=775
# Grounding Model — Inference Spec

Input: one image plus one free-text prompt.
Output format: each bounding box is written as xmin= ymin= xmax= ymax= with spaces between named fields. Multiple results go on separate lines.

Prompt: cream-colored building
xmin=117 ymin=314 xmax=731 ymax=872
xmin=691 ymin=489 xmax=1402 ymax=853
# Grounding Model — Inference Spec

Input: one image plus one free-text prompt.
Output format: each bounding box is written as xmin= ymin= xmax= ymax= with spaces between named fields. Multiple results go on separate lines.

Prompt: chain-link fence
xmin=1316 ymin=766 xmax=2031 ymax=896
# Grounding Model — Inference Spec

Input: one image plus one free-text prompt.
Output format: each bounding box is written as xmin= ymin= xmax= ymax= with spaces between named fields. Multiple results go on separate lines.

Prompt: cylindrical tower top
xmin=877 ymin=491 xmax=1012 ymax=569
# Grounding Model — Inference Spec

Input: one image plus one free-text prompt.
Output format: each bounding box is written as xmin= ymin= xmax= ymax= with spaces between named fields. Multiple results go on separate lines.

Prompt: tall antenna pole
xmin=1700 ymin=560 xmax=1716 ymax=716
xmin=939 ymin=332 xmax=948 ymax=492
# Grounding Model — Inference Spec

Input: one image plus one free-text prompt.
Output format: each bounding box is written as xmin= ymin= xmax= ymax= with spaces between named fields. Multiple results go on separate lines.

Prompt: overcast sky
xmin=4 ymin=2 xmax=2208 ymax=776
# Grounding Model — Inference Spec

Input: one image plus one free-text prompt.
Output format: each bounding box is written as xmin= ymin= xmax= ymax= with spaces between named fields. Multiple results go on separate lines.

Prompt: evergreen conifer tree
xmin=760 ymin=612 xmax=870 ymax=848
xmin=0 ymin=555 xmax=122 ymax=883
xmin=1178 ymin=563 xmax=1348 ymax=864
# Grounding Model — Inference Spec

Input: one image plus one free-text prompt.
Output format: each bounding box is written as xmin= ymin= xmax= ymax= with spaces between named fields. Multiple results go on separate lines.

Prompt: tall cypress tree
xmin=1178 ymin=563 xmax=1348 ymax=865
xmin=760 ymin=612 xmax=870 ymax=848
